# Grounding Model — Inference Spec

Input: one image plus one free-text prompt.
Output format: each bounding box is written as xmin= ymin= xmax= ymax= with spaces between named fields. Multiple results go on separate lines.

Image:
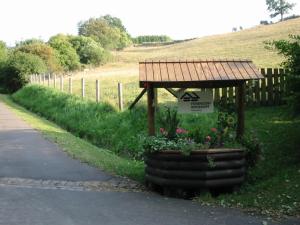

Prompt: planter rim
xmin=149 ymin=148 xmax=244 ymax=155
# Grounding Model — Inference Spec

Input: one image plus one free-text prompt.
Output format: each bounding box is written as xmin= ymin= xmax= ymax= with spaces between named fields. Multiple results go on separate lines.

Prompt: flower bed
xmin=143 ymin=108 xmax=246 ymax=196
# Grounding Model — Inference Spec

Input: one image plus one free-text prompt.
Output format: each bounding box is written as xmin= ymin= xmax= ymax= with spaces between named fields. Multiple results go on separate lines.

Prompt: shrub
xmin=48 ymin=34 xmax=81 ymax=71
xmin=68 ymin=35 xmax=109 ymax=66
xmin=16 ymin=41 xmax=62 ymax=73
xmin=2 ymin=52 xmax=47 ymax=92
xmin=266 ymin=35 xmax=300 ymax=115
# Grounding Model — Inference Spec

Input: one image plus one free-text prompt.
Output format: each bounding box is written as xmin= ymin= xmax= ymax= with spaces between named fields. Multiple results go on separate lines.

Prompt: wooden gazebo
xmin=133 ymin=59 xmax=263 ymax=139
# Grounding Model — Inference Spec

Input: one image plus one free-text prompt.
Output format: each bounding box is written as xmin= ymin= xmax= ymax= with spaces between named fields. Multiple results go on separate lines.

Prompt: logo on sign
xmin=180 ymin=92 xmax=200 ymax=102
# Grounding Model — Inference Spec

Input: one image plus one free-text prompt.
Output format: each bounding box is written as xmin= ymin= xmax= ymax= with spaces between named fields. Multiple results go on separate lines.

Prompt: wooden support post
xmin=81 ymin=78 xmax=85 ymax=98
xmin=236 ymin=82 xmax=245 ymax=140
xmin=69 ymin=77 xmax=72 ymax=94
xmin=154 ymin=88 xmax=158 ymax=110
xmin=147 ymin=84 xmax=155 ymax=136
xmin=118 ymin=82 xmax=123 ymax=111
xmin=96 ymin=80 xmax=100 ymax=103
xmin=60 ymin=76 xmax=63 ymax=91
xmin=54 ymin=75 xmax=56 ymax=88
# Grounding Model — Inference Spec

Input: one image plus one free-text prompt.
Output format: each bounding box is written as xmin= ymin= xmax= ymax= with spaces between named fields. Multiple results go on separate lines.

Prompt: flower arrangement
xmin=142 ymin=108 xmax=240 ymax=155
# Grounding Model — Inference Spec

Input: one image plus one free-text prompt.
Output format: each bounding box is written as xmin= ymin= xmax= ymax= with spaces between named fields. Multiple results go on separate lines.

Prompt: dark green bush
xmin=2 ymin=52 xmax=46 ymax=92
xmin=266 ymin=35 xmax=300 ymax=115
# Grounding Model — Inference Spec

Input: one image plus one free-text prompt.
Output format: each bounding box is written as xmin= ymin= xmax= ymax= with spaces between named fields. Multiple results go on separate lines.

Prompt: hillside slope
xmin=116 ymin=18 xmax=300 ymax=68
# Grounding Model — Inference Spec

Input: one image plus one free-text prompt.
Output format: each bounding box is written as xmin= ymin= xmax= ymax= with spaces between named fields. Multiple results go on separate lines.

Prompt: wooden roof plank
xmin=207 ymin=62 xmax=223 ymax=80
xmin=215 ymin=62 xmax=229 ymax=80
xmin=145 ymin=62 xmax=154 ymax=81
xmin=152 ymin=62 xmax=162 ymax=82
xmin=187 ymin=62 xmax=199 ymax=81
xmin=227 ymin=62 xmax=244 ymax=80
xmin=220 ymin=62 xmax=237 ymax=80
xmin=159 ymin=62 xmax=170 ymax=81
xmin=194 ymin=62 xmax=208 ymax=81
xmin=139 ymin=63 xmax=146 ymax=81
xmin=180 ymin=62 xmax=192 ymax=81
xmin=246 ymin=62 xmax=264 ymax=78
xmin=174 ymin=62 xmax=185 ymax=81
xmin=166 ymin=62 xmax=177 ymax=81
xmin=201 ymin=62 xmax=214 ymax=80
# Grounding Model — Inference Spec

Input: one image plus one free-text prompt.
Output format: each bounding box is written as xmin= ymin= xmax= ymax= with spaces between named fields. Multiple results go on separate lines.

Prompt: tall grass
xmin=12 ymin=85 xmax=217 ymax=159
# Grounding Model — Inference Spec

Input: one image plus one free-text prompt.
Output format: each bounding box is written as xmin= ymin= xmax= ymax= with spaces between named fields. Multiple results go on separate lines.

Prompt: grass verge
xmin=0 ymin=94 xmax=145 ymax=182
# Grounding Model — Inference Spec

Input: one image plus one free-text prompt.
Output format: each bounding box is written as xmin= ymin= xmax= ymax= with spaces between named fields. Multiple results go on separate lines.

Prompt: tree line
xmin=132 ymin=35 xmax=172 ymax=44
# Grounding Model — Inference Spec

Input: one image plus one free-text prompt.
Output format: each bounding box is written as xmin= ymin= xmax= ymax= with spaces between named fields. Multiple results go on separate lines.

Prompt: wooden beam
xmin=165 ymin=88 xmax=178 ymax=98
xmin=236 ymin=82 xmax=246 ymax=139
xmin=129 ymin=88 xmax=147 ymax=110
xmin=147 ymin=85 xmax=155 ymax=136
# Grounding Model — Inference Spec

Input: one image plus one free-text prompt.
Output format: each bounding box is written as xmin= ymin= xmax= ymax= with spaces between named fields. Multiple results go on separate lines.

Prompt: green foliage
xmin=266 ymin=35 xmax=300 ymax=114
xmin=68 ymin=35 xmax=109 ymax=66
xmin=266 ymin=0 xmax=296 ymax=21
xmin=157 ymin=108 xmax=180 ymax=140
xmin=0 ymin=41 xmax=7 ymax=63
xmin=15 ymin=41 xmax=62 ymax=72
xmin=132 ymin=35 xmax=172 ymax=44
xmin=48 ymin=34 xmax=81 ymax=71
xmin=78 ymin=15 xmax=132 ymax=50
xmin=2 ymin=52 xmax=47 ymax=92
xmin=142 ymin=136 xmax=200 ymax=156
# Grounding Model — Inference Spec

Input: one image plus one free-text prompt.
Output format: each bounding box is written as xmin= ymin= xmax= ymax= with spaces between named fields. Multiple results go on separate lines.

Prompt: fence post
xmin=118 ymin=82 xmax=123 ymax=111
xmin=267 ymin=68 xmax=274 ymax=105
xmin=48 ymin=74 xmax=50 ymax=87
xmin=261 ymin=69 xmax=267 ymax=105
xmin=273 ymin=68 xmax=280 ymax=105
xmin=96 ymin=80 xmax=100 ymax=103
xmin=54 ymin=74 xmax=56 ymax=88
xmin=60 ymin=76 xmax=63 ymax=91
xmin=69 ymin=77 xmax=72 ymax=94
xmin=279 ymin=68 xmax=285 ymax=104
xmin=42 ymin=74 xmax=45 ymax=85
xmin=81 ymin=78 xmax=85 ymax=98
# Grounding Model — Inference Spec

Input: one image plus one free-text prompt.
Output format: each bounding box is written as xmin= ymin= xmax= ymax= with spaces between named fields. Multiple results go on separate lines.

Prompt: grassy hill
xmin=115 ymin=18 xmax=300 ymax=68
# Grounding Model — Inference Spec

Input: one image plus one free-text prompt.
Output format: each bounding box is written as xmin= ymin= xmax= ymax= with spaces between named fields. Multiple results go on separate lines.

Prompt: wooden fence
xmin=30 ymin=68 xmax=287 ymax=110
xmin=213 ymin=68 xmax=287 ymax=106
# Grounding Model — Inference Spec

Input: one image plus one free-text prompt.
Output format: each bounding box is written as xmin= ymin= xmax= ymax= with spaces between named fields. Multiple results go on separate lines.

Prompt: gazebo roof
xmin=139 ymin=59 xmax=263 ymax=88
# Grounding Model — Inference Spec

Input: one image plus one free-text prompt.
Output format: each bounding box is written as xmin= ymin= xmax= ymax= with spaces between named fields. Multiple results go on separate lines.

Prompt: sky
xmin=0 ymin=0 xmax=299 ymax=46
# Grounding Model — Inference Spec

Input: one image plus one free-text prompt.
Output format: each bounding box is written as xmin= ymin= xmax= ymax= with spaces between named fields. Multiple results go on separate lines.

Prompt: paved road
xmin=0 ymin=100 xmax=297 ymax=225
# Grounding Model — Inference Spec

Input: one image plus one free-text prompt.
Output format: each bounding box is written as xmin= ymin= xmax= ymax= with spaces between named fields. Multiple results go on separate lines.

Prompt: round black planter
xmin=145 ymin=149 xmax=246 ymax=191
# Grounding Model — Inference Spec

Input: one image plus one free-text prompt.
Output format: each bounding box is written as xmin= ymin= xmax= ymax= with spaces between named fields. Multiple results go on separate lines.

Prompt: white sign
xmin=178 ymin=90 xmax=214 ymax=113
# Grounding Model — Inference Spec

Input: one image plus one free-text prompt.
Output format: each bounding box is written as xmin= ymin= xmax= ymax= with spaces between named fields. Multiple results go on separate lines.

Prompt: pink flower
xmin=176 ymin=128 xmax=188 ymax=134
xmin=205 ymin=135 xmax=212 ymax=142
xmin=160 ymin=128 xmax=165 ymax=133
xmin=211 ymin=128 xmax=217 ymax=133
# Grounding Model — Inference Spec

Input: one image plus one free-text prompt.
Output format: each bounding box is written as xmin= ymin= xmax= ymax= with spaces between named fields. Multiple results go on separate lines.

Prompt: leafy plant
xmin=157 ymin=107 xmax=180 ymax=140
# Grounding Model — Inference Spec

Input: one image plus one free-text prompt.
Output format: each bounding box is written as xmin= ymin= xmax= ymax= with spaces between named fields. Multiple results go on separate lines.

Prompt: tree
xmin=266 ymin=35 xmax=300 ymax=114
xmin=266 ymin=0 xmax=295 ymax=21
xmin=16 ymin=41 xmax=62 ymax=72
xmin=68 ymin=35 xmax=109 ymax=66
xmin=48 ymin=34 xmax=81 ymax=71
xmin=78 ymin=15 xmax=132 ymax=50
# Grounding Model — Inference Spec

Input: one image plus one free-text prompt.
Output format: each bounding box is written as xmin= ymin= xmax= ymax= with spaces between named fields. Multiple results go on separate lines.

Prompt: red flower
xmin=160 ymin=128 xmax=165 ymax=133
xmin=211 ymin=127 xmax=217 ymax=133
xmin=176 ymin=128 xmax=188 ymax=134
xmin=206 ymin=135 xmax=212 ymax=142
